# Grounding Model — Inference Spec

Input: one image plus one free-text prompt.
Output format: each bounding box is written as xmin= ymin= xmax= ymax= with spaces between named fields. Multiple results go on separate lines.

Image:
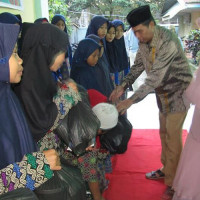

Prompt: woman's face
xmin=50 ymin=52 xmax=65 ymax=72
xmin=9 ymin=44 xmax=23 ymax=83
xmin=55 ymin=20 xmax=65 ymax=31
xmin=115 ymin=25 xmax=124 ymax=40
xmin=97 ymin=22 xmax=107 ymax=39
xmin=106 ymin=27 xmax=116 ymax=42
xmin=87 ymin=49 xmax=100 ymax=66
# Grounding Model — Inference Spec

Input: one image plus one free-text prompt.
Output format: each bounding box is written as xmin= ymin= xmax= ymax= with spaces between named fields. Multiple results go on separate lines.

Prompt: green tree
xmin=48 ymin=0 xmax=71 ymax=32
xmin=48 ymin=0 xmax=165 ymax=30
xmin=66 ymin=0 xmax=165 ymax=20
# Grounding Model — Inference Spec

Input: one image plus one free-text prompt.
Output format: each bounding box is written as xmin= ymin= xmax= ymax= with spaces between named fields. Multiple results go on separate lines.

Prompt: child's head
xmin=51 ymin=14 xmax=66 ymax=32
xmin=0 ymin=23 xmax=22 ymax=84
xmin=55 ymin=19 xmax=65 ymax=31
xmin=92 ymin=103 xmax=119 ymax=131
xmin=97 ymin=22 xmax=108 ymax=39
xmin=112 ymin=20 xmax=125 ymax=40
xmin=73 ymin=38 xmax=100 ymax=67
xmin=106 ymin=22 xmax=116 ymax=43
xmin=86 ymin=34 xmax=104 ymax=58
xmin=0 ymin=12 xmax=21 ymax=26
xmin=87 ymin=48 xmax=99 ymax=66
xmin=86 ymin=16 xmax=108 ymax=39
xmin=21 ymin=23 xmax=69 ymax=70
xmin=34 ymin=17 xmax=49 ymax=24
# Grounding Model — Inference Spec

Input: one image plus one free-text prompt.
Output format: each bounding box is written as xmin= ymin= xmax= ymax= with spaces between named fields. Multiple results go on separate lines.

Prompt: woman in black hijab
xmin=15 ymin=23 xmax=69 ymax=141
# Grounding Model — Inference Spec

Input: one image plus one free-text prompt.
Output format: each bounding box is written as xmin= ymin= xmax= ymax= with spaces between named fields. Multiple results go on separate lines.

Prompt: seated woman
xmin=0 ymin=23 xmax=61 ymax=196
xmin=14 ymin=23 xmax=108 ymax=200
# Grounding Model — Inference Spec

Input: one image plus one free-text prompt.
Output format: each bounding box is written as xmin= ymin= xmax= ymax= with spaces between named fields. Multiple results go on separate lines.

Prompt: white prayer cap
xmin=92 ymin=103 xmax=119 ymax=130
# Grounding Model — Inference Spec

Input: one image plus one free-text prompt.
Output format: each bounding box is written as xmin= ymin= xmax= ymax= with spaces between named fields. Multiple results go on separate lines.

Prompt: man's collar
xmin=149 ymin=25 xmax=159 ymax=48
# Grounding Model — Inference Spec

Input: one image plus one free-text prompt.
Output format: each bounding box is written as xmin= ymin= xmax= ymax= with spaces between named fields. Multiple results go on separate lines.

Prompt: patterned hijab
xmin=14 ymin=23 xmax=69 ymax=141
xmin=0 ymin=23 xmax=36 ymax=169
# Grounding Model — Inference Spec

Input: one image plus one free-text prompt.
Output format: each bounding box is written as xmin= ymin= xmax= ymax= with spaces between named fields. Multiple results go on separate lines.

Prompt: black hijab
xmin=86 ymin=34 xmax=114 ymax=97
xmin=15 ymin=23 xmax=69 ymax=141
xmin=105 ymin=22 xmax=118 ymax=73
xmin=112 ymin=20 xmax=129 ymax=72
xmin=70 ymin=38 xmax=102 ymax=92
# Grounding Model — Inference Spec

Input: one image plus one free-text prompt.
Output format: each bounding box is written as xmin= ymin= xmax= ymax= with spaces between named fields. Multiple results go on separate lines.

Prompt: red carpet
xmin=103 ymin=129 xmax=188 ymax=200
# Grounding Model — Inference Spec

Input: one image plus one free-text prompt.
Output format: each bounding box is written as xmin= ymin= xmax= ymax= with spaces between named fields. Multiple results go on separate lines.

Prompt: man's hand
xmin=109 ymin=85 xmax=124 ymax=103
xmin=116 ymin=98 xmax=133 ymax=115
xmin=43 ymin=149 xmax=61 ymax=171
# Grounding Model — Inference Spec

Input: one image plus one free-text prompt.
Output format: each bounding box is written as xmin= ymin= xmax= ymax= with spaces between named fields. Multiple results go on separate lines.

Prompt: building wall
xmin=178 ymin=15 xmax=192 ymax=38
xmin=178 ymin=11 xmax=200 ymax=38
xmin=0 ymin=0 xmax=49 ymax=23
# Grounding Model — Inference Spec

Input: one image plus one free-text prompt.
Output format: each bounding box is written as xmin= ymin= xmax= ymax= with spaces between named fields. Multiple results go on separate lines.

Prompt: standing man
xmin=124 ymin=27 xmax=139 ymax=66
xmin=109 ymin=5 xmax=192 ymax=195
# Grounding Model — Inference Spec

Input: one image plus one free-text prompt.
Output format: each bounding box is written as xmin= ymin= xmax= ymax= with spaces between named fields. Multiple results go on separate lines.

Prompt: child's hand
xmin=43 ymin=149 xmax=61 ymax=171
xmin=67 ymin=79 xmax=78 ymax=92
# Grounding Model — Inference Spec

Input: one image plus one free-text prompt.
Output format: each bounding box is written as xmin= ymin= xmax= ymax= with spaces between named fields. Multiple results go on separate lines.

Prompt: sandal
xmin=145 ymin=169 xmax=165 ymax=180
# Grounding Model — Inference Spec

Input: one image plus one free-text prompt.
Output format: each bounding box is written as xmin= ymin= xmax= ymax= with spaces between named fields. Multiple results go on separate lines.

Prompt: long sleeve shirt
xmin=121 ymin=25 xmax=192 ymax=113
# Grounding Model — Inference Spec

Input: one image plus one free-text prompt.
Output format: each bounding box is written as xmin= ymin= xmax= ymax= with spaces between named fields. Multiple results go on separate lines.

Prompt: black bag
xmin=0 ymin=188 xmax=38 ymax=200
xmin=55 ymin=97 xmax=100 ymax=156
xmin=100 ymin=115 xmax=132 ymax=154
xmin=34 ymin=165 xmax=86 ymax=200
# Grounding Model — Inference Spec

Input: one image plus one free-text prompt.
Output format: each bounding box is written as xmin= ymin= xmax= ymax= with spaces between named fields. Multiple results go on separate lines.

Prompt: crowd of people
xmin=0 ymin=4 xmax=198 ymax=200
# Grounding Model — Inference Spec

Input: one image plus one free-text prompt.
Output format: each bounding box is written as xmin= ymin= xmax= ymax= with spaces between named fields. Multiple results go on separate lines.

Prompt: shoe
xmin=146 ymin=169 xmax=165 ymax=180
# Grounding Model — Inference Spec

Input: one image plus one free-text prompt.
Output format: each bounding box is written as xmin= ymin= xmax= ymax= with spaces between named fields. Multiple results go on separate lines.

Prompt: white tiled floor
xmin=127 ymin=72 xmax=194 ymax=131
xmin=127 ymin=92 xmax=194 ymax=131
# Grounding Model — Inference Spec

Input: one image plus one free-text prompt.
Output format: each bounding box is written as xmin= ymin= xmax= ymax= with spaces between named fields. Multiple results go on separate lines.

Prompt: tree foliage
xmin=66 ymin=0 xmax=165 ymax=20
xmin=48 ymin=0 xmax=70 ymax=23
xmin=48 ymin=0 xmax=72 ymax=33
xmin=185 ymin=29 xmax=200 ymax=65
xmin=48 ymin=0 xmax=165 ymax=29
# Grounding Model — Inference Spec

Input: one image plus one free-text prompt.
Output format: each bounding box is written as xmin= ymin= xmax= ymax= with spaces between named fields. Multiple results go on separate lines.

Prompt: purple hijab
xmin=0 ymin=23 xmax=36 ymax=169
